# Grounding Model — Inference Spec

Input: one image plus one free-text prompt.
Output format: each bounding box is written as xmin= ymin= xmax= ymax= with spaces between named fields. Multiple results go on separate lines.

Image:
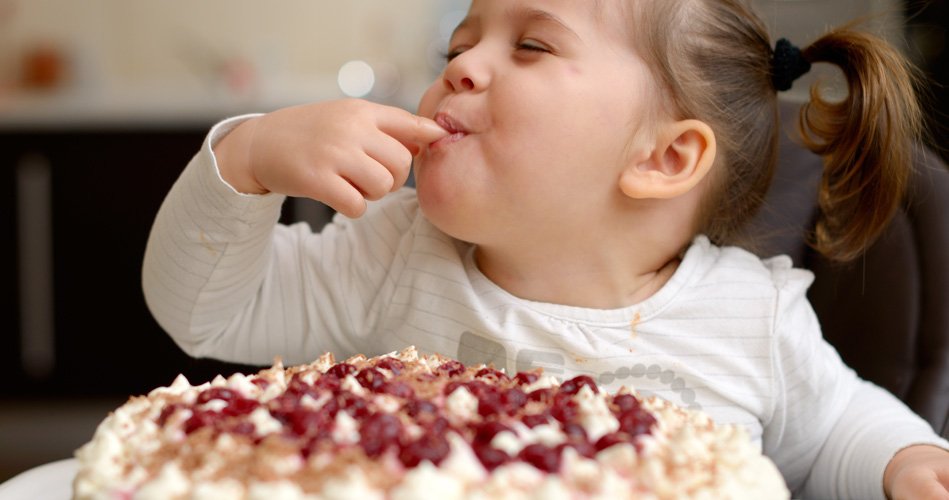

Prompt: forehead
xmin=459 ymin=0 xmax=631 ymax=41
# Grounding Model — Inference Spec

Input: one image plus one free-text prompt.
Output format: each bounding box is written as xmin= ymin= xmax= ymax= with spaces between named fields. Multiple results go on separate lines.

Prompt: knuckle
xmin=340 ymin=196 xmax=367 ymax=218
xmin=411 ymin=113 xmax=425 ymax=132
xmin=397 ymin=148 xmax=414 ymax=169
xmin=366 ymin=175 xmax=394 ymax=201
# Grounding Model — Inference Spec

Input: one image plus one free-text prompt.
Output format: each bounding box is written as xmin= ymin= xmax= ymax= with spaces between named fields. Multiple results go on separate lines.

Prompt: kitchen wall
xmin=0 ymin=0 xmax=470 ymax=124
xmin=0 ymin=0 xmax=907 ymax=126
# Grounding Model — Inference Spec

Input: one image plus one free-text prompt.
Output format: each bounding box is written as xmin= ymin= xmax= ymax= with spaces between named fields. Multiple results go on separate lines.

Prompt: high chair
xmin=746 ymin=100 xmax=949 ymax=438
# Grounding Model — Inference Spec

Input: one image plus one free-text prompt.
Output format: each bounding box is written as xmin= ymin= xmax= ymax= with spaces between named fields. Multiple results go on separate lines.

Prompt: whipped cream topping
xmin=73 ymin=346 xmax=790 ymax=500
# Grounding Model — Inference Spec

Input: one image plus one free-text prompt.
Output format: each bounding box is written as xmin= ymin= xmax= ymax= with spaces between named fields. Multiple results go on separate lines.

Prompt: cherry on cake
xmin=72 ymin=346 xmax=790 ymax=500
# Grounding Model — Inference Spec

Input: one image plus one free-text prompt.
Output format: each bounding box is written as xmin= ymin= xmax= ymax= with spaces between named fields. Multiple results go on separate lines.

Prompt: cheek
xmin=416 ymin=81 xmax=443 ymax=119
xmin=504 ymin=94 xmax=612 ymax=164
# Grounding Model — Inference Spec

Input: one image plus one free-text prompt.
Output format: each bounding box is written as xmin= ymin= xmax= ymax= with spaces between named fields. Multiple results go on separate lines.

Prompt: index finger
xmin=375 ymin=106 xmax=449 ymax=152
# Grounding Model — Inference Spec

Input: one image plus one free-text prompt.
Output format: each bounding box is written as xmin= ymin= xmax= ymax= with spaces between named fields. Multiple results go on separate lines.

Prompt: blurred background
xmin=0 ymin=0 xmax=945 ymax=484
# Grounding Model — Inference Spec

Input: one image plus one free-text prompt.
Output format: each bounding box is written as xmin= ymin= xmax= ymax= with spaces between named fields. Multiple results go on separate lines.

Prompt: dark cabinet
xmin=1 ymin=126 xmax=268 ymax=399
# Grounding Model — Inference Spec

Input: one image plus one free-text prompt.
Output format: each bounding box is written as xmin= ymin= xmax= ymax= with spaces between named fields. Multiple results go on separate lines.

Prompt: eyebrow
xmin=509 ymin=7 xmax=582 ymax=41
xmin=450 ymin=7 xmax=582 ymax=42
xmin=451 ymin=16 xmax=476 ymax=41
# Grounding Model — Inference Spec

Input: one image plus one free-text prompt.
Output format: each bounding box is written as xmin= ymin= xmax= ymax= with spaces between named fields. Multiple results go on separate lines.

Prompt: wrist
xmin=213 ymin=117 xmax=269 ymax=195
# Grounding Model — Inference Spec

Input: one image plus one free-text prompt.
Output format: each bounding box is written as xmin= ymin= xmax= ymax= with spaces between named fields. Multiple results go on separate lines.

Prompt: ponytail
xmin=626 ymin=1 xmax=925 ymax=261
xmin=798 ymin=25 xmax=924 ymax=262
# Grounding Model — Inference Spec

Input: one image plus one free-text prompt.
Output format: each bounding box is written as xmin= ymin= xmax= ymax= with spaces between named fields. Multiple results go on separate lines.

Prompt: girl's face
xmin=414 ymin=0 xmax=660 ymax=249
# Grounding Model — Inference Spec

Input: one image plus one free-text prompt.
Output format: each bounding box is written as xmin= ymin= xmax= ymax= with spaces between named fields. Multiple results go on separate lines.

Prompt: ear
xmin=620 ymin=119 xmax=716 ymax=199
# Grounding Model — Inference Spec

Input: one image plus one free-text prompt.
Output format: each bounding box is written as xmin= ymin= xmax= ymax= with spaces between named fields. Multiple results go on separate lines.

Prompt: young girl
xmin=143 ymin=0 xmax=949 ymax=498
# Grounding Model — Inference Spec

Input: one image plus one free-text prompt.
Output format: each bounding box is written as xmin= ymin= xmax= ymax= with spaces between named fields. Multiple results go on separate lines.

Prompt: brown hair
xmin=627 ymin=0 xmax=924 ymax=262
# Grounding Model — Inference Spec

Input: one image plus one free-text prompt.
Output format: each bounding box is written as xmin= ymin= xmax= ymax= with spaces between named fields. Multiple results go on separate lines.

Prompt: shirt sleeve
xmin=762 ymin=260 xmax=949 ymax=499
xmin=142 ymin=116 xmax=415 ymax=366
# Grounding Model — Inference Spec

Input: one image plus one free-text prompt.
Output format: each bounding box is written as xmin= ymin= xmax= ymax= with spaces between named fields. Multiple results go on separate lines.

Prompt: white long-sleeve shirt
xmin=143 ymin=116 xmax=948 ymax=499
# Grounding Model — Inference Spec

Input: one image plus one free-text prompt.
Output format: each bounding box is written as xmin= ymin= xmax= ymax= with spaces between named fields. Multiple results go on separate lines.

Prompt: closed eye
xmin=444 ymin=46 xmax=471 ymax=63
xmin=515 ymin=41 xmax=551 ymax=54
xmin=445 ymin=50 xmax=462 ymax=62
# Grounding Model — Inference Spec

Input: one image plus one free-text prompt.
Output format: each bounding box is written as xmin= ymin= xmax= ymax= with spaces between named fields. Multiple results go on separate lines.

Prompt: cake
xmin=72 ymin=346 xmax=790 ymax=500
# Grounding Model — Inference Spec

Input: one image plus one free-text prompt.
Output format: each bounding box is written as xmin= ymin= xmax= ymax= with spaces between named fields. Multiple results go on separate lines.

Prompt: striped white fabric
xmin=143 ymin=116 xmax=948 ymax=499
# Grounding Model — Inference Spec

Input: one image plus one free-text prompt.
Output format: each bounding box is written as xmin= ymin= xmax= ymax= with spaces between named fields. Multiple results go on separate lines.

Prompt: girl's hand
xmin=213 ymin=99 xmax=448 ymax=218
xmin=884 ymin=444 xmax=949 ymax=500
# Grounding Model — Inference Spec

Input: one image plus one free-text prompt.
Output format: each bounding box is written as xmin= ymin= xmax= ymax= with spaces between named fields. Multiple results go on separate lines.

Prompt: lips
xmin=435 ymin=112 xmax=466 ymax=134
xmin=430 ymin=112 xmax=468 ymax=149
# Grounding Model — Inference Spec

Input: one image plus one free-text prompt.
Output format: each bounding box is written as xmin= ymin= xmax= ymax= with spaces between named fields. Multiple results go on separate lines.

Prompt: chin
xmin=414 ymin=157 xmax=456 ymax=211
xmin=414 ymin=182 xmax=475 ymax=244
xmin=415 ymin=179 xmax=453 ymax=228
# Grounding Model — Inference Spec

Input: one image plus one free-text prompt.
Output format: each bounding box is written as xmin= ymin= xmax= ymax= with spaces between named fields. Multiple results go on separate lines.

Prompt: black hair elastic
xmin=771 ymin=38 xmax=811 ymax=92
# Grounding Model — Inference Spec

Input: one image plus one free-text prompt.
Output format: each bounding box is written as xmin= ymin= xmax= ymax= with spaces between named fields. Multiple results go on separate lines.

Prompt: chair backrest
xmin=743 ymin=100 xmax=949 ymax=437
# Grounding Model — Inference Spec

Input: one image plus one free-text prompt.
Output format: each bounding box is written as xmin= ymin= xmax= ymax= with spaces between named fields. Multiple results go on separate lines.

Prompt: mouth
xmin=430 ymin=112 xmax=468 ymax=149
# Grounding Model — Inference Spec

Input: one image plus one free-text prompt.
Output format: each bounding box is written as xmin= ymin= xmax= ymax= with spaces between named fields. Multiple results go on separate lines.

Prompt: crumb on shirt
xmin=630 ymin=312 xmax=642 ymax=338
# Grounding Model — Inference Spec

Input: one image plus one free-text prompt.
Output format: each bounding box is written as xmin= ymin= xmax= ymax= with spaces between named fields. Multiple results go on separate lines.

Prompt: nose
xmin=448 ymin=76 xmax=475 ymax=92
xmin=442 ymin=49 xmax=488 ymax=93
